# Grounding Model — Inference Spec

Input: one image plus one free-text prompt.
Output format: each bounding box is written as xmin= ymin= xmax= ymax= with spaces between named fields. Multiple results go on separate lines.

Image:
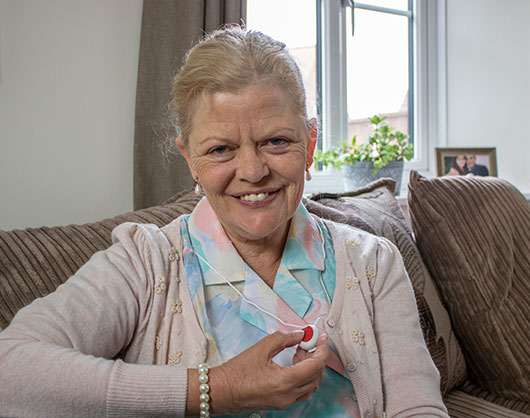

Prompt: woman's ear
xmin=306 ymin=119 xmax=318 ymax=169
xmin=176 ymin=137 xmax=197 ymax=179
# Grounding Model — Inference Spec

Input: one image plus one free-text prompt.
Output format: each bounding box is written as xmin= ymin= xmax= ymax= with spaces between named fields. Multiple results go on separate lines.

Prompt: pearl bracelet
xmin=198 ymin=363 xmax=210 ymax=418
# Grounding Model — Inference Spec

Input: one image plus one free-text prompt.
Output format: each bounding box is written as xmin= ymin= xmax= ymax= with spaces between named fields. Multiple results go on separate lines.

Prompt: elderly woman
xmin=0 ymin=27 xmax=448 ymax=417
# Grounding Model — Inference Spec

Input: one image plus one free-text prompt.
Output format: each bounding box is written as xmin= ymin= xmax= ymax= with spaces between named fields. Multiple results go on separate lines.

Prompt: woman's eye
xmin=269 ymin=137 xmax=288 ymax=146
xmin=208 ymin=146 xmax=227 ymax=154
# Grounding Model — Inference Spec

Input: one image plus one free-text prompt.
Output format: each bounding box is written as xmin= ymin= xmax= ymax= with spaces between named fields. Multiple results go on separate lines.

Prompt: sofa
xmin=1 ymin=170 xmax=529 ymax=417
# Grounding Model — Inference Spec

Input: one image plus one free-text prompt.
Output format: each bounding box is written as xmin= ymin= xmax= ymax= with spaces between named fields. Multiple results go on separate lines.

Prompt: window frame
xmin=306 ymin=0 xmax=447 ymax=195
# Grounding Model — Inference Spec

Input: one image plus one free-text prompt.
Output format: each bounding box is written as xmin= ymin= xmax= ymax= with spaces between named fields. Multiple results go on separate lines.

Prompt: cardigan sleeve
xmin=372 ymin=238 xmax=449 ymax=417
xmin=0 ymin=223 xmax=188 ymax=418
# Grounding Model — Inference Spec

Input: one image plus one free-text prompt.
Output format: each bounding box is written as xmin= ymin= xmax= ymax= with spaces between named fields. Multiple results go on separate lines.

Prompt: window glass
xmin=245 ymin=0 xmax=318 ymax=119
xmin=346 ymin=8 xmax=410 ymax=142
xmin=358 ymin=0 xmax=408 ymax=11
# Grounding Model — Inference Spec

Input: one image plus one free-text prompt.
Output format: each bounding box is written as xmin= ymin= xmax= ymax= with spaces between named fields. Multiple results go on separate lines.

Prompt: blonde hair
xmin=171 ymin=26 xmax=310 ymax=148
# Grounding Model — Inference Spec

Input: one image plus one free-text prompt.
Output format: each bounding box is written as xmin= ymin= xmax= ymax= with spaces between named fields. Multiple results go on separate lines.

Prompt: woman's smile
xmin=237 ymin=189 xmax=274 ymax=203
xmin=239 ymin=192 xmax=269 ymax=202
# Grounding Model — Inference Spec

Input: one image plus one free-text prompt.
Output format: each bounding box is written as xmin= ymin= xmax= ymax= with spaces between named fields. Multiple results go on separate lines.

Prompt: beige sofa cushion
xmin=0 ymin=190 xmax=202 ymax=329
xmin=445 ymin=391 xmax=530 ymax=418
xmin=408 ymin=171 xmax=530 ymax=403
xmin=305 ymin=178 xmax=467 ymax=395
xmin=459 ymin=381 xmax=530 ymax=415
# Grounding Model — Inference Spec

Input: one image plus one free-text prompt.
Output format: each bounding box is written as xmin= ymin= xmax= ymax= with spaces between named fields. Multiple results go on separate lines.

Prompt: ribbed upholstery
xmin=445 ymin=391 xmax=530 ymax=418
xmin=408 ymin=171 xmax=530 ymax=404
xmin=0 ymin=190 xmax=202 ymax=329
xmin=305 ymin=178 xmax=467 ymax=395
xmin=459 ymin=381 xmax=530 ymax=415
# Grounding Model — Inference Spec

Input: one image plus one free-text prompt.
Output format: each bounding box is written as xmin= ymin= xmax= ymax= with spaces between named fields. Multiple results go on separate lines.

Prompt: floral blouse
xmin=181 ymin=198 xmax=361 ymax=417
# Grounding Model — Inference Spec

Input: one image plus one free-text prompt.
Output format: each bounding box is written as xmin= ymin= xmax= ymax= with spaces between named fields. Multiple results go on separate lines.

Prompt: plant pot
xmin=343 ymin=160 xmax=404 ymax=194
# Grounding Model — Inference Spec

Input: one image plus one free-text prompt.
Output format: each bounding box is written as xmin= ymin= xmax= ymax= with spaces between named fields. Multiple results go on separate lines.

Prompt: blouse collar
xmin=187 ymin=197 xmax=325 ymax=287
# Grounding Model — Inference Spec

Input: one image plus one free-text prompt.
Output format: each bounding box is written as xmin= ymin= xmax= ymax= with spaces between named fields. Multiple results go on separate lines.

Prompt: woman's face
xmin=178 ymin=84 xmax=316 ymax=244
xmin=456 ymin=155 xmax=466 ymax=169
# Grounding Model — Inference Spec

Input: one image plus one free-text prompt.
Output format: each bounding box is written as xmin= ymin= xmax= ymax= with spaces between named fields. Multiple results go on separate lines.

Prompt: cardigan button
xmin=326 ymin=319 xmax=336 ymax=328
xmin=346 ymin=362 xmax=357 ymax=372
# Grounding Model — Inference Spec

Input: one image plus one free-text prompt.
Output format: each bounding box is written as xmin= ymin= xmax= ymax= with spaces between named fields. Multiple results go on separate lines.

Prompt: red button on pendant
xmin=299 ymin=325 xmax=319 ymax=351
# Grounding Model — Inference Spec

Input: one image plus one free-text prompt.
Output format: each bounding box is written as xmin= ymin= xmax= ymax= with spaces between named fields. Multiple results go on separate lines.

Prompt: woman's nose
xmin=237 ymin=146 xmax=270 ymax=183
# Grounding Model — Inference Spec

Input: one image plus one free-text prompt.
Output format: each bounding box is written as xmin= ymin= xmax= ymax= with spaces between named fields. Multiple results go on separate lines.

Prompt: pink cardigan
xmin=0 ymin=217 xmax=448 ymax=417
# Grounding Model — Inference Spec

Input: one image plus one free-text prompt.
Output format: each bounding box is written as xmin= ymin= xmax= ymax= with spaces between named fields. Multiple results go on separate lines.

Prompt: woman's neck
xmin=225 ymin=222 xmax=290 ymax=289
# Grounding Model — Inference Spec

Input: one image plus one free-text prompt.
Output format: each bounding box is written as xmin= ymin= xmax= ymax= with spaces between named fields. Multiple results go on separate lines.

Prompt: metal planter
xmin=342 ymin=160 xmax=404 ymax=194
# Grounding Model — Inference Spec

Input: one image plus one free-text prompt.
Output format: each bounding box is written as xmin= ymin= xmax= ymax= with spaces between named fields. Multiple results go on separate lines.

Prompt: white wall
xmin=446 ymin=0 xmax=530 ymax=194
xmin=0 ymin=0 xmax=143 ymax=230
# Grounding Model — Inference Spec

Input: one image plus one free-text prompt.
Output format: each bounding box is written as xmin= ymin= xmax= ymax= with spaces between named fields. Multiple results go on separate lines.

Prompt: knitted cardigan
xmin=0 ymin=217 xmax=448 ymax=418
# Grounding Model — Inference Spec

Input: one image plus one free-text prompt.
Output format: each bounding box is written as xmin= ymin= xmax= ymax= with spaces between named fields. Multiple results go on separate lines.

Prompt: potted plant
xmin=313 ymin=115 xmax=413 ymax=193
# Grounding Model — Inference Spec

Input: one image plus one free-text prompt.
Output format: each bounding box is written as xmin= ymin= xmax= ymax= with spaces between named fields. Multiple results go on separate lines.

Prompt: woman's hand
xmin=208 ymin=330 xmax=329 ymax=415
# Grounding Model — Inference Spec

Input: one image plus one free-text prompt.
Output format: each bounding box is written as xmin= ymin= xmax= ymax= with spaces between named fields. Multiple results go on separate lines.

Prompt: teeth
xmin=240 ymin=192 xmax=269 ymax=202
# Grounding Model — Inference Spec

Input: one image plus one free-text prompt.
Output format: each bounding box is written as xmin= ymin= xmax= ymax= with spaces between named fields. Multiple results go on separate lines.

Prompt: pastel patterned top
xmin=181 ymin=197 xmax=361 ymax=417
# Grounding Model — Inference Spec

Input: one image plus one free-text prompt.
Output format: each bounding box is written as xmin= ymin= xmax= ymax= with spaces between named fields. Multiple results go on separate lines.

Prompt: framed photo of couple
xmin=436 ymin=147 xmax=497 ymax=177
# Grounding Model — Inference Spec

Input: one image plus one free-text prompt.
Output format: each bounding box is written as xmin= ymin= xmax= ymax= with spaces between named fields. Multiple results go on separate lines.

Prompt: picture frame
xmin=435 ymin=147 xmax=497 ymax=177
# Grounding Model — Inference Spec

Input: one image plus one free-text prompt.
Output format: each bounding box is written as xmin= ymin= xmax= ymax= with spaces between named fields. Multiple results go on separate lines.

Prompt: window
xmin=345 ymin=2 xmax=412 ymax=144
xmin=246 ymin=0 xmax=445 ymax=194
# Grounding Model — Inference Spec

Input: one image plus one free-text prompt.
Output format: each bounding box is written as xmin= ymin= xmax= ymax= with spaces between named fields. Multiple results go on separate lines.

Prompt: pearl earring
xmin=194 ymin=178 xmax=202 ymax=194
xmin=305 ymin=169 xmax=312 ymax=181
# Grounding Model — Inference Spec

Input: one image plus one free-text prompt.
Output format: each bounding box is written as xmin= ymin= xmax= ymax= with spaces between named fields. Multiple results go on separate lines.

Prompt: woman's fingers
xmin=288 ymin=334 xmax=329 ymax=382
xmin=293 ymin=378 xmax=321 ymax=403
xmin=264 ymin=329 xmax=305 ymax=360
xmin=293 ymin=333 xmax=328 ymax=364
xmin=292 ymin=349 xmax=308 ymax=364
xmin=291 ymin=347 xmax=329 ymax=405
xmin=210 ymin=331 xmax=329 ymax=414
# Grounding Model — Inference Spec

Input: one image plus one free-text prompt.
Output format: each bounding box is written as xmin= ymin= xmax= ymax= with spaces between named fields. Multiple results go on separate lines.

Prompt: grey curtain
xmin=133 ymin=0 xmax=246 ymax=210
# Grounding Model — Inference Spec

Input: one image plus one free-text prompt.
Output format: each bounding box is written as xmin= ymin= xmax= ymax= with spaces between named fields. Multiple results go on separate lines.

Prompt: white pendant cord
xmin=319 ymin=271 xmax=332 ymax=307
xmin=314 ymin=220 xmax=333 ymax=306
xmin=191 ymin=249 xmax=302 ymax=329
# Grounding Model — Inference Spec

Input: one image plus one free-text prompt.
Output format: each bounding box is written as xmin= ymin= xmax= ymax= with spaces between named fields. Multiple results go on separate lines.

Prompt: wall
xmin=0 ymin=0 xmax=143 ymax=229
xmin=446 ymin=0 xmax=530 ymax=193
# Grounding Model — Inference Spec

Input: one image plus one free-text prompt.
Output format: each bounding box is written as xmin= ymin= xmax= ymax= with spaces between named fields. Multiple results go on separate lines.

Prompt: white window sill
xmin=304 ymin=167 xmax=436 ymax=198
